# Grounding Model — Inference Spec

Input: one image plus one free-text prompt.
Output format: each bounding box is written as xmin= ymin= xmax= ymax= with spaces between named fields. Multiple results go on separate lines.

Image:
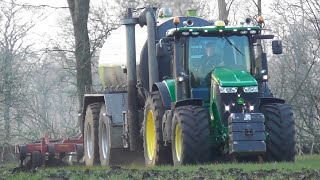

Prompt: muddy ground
xmin=2 ymin=164 xmax=320 ymax=180
xmin=1 ymin=154 xmax=320 ymax=179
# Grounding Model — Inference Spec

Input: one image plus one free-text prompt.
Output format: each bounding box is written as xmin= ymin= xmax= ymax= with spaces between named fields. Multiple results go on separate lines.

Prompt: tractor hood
xmin=212 ymin=67 xmax=257 ymax=87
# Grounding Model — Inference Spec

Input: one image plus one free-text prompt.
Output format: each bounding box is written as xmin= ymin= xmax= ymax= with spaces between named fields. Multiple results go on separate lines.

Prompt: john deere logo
xmin=237 ymin=97 xmax=245 ymax=105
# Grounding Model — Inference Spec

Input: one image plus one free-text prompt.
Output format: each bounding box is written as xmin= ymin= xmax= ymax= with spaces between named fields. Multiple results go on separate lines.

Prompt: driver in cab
xmin=190 ymin=42 xmax=223 ymax=88
xmin=200 ymin=42 xmax=223 ymax=67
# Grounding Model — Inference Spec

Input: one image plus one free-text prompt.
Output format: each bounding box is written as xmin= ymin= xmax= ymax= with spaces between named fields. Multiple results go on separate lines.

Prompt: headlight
xmin=243 ymin=86 xmax=258 ymax=93
xmin=219 ymin=86 xmax=238 ymax=93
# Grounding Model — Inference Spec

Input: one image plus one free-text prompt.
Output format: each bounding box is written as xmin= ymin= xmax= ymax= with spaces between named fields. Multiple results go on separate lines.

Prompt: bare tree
xmin=269 ymin=0 xmax=320 ymax=154
xmin=217 ymin=0 xmax=228 ymax=21
xmin=67 ymin=0 xmax=92 ymax=109
xmin=0 ymin=3 xmax=32 ymax=138
xmin=198 ymin=0 xmax=261 ymax=25
xmin=0 ymin=0 xmax=36 ymax=161
xmin=116 ymin=0 xmax=198 ymax=16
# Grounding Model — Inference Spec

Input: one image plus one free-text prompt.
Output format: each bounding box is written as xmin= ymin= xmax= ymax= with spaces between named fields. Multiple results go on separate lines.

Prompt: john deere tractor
xmin=81 ymin=7 xmax=295 ymax=167
xmin=142 ymin=17 xmax=295 ymax=165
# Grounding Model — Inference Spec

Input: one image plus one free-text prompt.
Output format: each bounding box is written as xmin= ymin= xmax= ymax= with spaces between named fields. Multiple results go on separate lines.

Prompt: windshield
xmin=188 ymin=35 xmax=251 ymax=88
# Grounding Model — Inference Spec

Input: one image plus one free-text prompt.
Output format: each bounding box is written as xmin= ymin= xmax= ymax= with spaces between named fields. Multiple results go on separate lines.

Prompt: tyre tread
xmin=172 ymin=105 xmax=210 ymax=165
xmin=143 ymin=92 xmax=171 ymax=165
xmin=261 ymin=103 xmax=295 ymax=162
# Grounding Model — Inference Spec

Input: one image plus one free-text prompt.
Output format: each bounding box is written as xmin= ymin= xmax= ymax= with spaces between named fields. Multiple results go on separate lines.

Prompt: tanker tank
xmin=98 ymin=25 xmax=147 ymax=88
xmin=98 ymin=13 xmax=211 ymax=91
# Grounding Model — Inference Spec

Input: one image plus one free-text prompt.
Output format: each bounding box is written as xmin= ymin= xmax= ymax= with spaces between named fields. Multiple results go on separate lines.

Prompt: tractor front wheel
xmin=143 ymin=91 xmax=171 ymax=166
xmin=84 ymin=103 xmax=102 ymax=166
xmin=171 ymin=105 xmax=210 ymax=166
xmin=261 ymin=103 xmax=295 ymax=162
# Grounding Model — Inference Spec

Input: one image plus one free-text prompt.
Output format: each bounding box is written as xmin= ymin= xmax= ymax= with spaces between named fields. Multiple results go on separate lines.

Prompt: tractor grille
xmin=215 ymin=86 xmax=259 ymax=126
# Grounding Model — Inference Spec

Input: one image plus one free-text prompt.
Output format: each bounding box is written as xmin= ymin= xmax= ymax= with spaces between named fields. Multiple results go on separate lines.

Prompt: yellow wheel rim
xmin=175 ymin=123 xmax=182 ymax=161
xmin=146 ymin=110 xmax=156 ymax=160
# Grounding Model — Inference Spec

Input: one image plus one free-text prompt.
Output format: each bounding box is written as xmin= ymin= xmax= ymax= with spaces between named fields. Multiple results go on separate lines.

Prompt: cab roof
xmin=166 ymin=25 xmax=262 ymax=37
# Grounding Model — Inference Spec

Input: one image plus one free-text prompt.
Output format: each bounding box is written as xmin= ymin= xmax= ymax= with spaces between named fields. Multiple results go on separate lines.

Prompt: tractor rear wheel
xmin=143 ymin=91 xmax=171 ymax=166
xmin=84 ymin=103 xmax=102 ymax=166
xmin=261 ymin=103 xmax=295 ymax=162
xmin=171 ymin=105 xmax=210 ymax=166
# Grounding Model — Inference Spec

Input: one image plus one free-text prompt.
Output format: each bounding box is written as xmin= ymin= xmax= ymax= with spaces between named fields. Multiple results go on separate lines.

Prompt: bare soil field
xmin=1 ymin=155 xmax=319 ymax=180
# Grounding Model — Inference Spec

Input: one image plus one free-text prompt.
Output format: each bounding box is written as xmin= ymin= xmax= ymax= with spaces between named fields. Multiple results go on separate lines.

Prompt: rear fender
xmin=173 ymin=99 xmax=203 ymax=110
xmin=81 ymin=94 xmax=105 ymax=132
xmin=258 ymin=97 xmax=285 ymax=109
xmin=152 ymin=82 xmax=172 ymax=109
xmin=152 ymin=82 xmax=204 ymax=110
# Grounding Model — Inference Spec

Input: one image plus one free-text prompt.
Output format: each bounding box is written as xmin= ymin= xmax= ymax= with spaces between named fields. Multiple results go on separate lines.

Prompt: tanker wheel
xmin=260 ymin=103 xmax=295 ymax=162
xmin=84 ymin=103 xmax=102 ymax=166
xmin=143 ymin=91 xmax=172 ymax=166
xmin=172 ymin=105 xmax=211 ymax=166
xmin=99 ymin=104 xmax=112 ymax=166
xmin=31 ymin=151 xmax=42 ymax=169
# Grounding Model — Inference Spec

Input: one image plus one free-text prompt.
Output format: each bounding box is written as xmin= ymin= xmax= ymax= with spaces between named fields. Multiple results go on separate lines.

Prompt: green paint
xmin=186 ymin=9 xmax=197 ymax=17
xmin=210 ymin=101 xmax=229 ymax=151
xmin=212 ymin=67 xmax=257 ymax=87
xmin=163 ymin=79 xmax=176 ymax=102
xmin=209 ymin=80 xmax=224 ymax=146
xmin=209 ymin=68 xmax=257 ymax=151
xmin=237 ymin=97 xmax=245 ymax=105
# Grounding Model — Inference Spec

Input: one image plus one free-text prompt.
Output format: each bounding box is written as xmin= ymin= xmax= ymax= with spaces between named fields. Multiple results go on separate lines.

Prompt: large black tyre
xmin=84 ymin=103 xmax=102 ymax=166
xmin=260 ymin=103 xmax=295 ymax=162
xmin=31 ymin=151 xmax=42 ymax=169
xmin=143 ymin=91 xmax=171 ymax=166
xmin=98 ymin=104 xmax=112 ymax=166
xmin=171 ymin=105 xmax=211 ymax=166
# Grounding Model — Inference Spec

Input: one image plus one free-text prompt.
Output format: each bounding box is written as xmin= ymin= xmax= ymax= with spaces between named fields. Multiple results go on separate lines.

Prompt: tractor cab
xmin=165 ymin=20 xmax=263 ymax=102
xmin=187 ymin=34 xmax=251 ymax=101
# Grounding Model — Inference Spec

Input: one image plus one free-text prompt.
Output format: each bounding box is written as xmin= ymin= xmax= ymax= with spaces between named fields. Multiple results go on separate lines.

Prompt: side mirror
xmin=272 ymin=40 xmax=283 ymax=54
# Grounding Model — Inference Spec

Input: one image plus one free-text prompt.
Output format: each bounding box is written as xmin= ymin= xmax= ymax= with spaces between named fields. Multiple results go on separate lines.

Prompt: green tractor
xmin=143 ymin=18 xmax=295 ymax=165
xmin=81 ymin=7 xmax=295 ymax=167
